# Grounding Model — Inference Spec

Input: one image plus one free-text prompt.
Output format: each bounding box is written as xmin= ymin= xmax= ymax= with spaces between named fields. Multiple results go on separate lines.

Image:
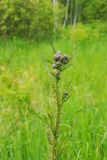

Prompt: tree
xmin=63 ymin=0 xmax=70 ymax=27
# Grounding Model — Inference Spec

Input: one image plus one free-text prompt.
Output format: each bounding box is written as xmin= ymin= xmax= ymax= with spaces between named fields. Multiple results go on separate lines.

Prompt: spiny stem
xmin=52 ymin=78 xmax=61 ymax=160
xmin=51 ymin=51 xmax=70 ymax=159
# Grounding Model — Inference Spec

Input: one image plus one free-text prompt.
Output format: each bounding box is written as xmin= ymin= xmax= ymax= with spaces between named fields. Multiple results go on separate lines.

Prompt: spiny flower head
xmin=52 ymin=51 xmax=69 ymax=79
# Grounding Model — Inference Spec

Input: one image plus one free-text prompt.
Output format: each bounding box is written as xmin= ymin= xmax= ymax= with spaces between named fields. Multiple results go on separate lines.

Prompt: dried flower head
xmin=52 ymin=69 xmax=60 ymax=79
xmin=53 ymin=51 xmax=62 ymax=61
xmin=61 ymin=54 xmax=69 ymax=64
xmin=52 ymin=51 xmax=69 ymax=79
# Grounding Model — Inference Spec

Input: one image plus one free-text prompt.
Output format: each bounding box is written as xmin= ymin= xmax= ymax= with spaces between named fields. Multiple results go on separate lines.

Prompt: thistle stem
xmin=52 ymin=78 xmax=61 ymax=160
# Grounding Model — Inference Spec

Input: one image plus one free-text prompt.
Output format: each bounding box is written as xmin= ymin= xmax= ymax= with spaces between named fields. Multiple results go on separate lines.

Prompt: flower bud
xmin=63 ymin=91 xmax=68 ymax=100
xmin=53 ymin=51 xmax=62 ymax=61
xmin=52 ymin=63 xmax=57 ymax=69
xmin=56 ymin=51 xmax=62 ymax=55
xmin=64 ymin=91 xmax=68 ymax=97
xmin=56 ymin=61 xmax=62 ymax=68
xmin=61 ymin=54 xmax=69 ymax=64
xmin=52 ymin=69 xmax=60 ymax=78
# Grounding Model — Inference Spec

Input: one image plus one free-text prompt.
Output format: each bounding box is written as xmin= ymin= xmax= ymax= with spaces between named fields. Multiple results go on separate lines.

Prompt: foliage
xmin=0 ymin=0 xmax=63 ymax=40
xmin=0 ymin=0 xmax=107 ymax=40
xmin=55 ymin=22 xmax=107 ymax=43
xmin=60 ymin=0 xmax=107 ymax=23
xmin=81 ymin=0 xmax=107 ymax=22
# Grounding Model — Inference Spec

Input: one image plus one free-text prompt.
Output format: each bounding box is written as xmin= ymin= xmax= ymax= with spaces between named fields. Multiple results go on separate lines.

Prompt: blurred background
xmin=0 ymin=0 xmax=107 ymax=40
xmin=0 ymin=1 xmax=107 ymax=160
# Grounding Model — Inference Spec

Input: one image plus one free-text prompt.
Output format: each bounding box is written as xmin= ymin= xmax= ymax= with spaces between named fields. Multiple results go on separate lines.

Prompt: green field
xmin=0 ymin=35 xmax=107 ymax=160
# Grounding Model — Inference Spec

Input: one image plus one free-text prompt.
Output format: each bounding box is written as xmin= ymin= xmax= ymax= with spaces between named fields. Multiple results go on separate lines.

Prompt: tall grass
xmin=0 ymin=35 xmax=107 ymax=159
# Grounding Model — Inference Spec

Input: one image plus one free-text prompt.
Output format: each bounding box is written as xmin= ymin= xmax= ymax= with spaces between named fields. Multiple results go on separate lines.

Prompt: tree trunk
xmin=71 ymin=0 xmax=80 ymax=27
xmin=53 ymin=0 xmax=58 ymax=32
xmin=63 ymin=0 xmax=70 ymax=27
xmin=73 ymin=0 xmax=79 ymax=27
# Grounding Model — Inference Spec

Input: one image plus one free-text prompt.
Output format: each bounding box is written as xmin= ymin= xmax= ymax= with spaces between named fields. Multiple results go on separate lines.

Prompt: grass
xmin=0 ymin=34 xmax=107 ymax=160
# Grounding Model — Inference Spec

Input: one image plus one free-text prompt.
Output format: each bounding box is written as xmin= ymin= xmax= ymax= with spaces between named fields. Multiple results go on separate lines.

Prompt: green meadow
xmin=0 ymin=0 xmax=107 ymax=159
xmin=0 ymin=31 xmax=107 ymax=159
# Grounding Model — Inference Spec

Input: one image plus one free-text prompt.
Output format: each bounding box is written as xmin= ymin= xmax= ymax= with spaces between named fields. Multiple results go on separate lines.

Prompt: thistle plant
xmin=38 ymin=43 xmax=72 ymax=159
xmin=50 ymin=50 xmax=72 ymax=160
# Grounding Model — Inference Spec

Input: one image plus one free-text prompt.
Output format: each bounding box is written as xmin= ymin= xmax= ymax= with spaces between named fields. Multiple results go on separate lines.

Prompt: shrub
xmin=70 ymin=23 xmax=107 ymax=43
xmin=0 ymin=0 xmax=64 ymax=40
